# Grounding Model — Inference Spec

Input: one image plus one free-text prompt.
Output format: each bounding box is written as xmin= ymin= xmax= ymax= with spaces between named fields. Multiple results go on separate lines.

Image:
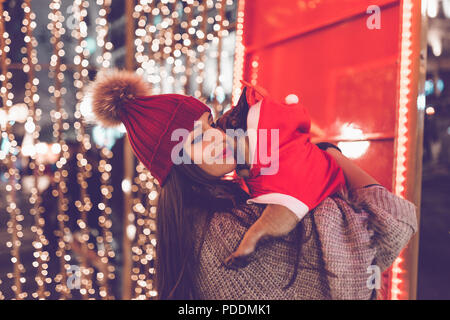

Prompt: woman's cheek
xmin=189 ymin=143 xmax=204 ymax=164
xmin=203 ymin=141 xmax=221 ymax=164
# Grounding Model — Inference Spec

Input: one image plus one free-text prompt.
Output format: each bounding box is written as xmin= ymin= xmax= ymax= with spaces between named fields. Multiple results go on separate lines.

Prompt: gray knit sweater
xmin=194 ymin=185 xmax=418 ymax=299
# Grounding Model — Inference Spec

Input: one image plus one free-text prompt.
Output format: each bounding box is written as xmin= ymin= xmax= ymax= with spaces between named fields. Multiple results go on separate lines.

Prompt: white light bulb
xmin=24 ymin=119 xmax=35 ymax=133
xmin=427 ymin=0 xmax=438 ymax=18
xmin=121 ymin=179 xmax=131 ymax=193
xmin=51 ymin=143 xmax=61 ymax=154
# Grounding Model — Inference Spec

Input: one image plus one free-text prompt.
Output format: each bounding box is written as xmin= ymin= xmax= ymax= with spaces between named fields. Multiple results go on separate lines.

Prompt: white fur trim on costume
xmin=247 ymin=193 xmax=309 ymax=221
xmin=284 ymin=94 xmax=299 ymax=105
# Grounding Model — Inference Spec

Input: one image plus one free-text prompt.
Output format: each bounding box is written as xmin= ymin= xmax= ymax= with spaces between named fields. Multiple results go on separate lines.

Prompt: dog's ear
xmin=216 ymin=87 xmax=250 ymax=131
xmin=231 ymin=86 xmax=250 ymax=130
xmin=236 ymin=86 xmax=248 ymax=110
xmin=216 ymin=106 xmax=234 ymax=131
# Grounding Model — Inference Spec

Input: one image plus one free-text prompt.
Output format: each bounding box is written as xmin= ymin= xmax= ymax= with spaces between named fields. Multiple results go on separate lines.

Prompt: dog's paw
xmin=223 ymin=254 xmax=251 ymax=270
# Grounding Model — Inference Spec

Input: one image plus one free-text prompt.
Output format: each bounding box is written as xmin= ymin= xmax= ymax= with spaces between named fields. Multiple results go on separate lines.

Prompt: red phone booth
xmin=233 ymin=0 xmax=425 ymax=299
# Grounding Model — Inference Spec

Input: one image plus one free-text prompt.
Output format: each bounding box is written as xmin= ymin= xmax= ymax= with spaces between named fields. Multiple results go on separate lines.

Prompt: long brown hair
xmin=155 ymin=161 xmax=249 ymax=299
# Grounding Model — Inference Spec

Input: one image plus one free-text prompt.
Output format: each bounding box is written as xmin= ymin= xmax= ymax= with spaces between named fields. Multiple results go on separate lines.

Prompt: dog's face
xmin=216 ymin=87 xmax=250 ymax=132
xmin=216 ymin=87 xmax=251 ymax=177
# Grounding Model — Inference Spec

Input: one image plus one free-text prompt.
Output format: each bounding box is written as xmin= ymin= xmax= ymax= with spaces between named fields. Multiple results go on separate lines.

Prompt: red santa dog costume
xmin=242 ymin=82 xmax=346 ymax=221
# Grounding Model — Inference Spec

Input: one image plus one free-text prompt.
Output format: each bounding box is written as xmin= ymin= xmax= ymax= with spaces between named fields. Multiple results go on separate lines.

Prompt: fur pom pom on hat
xmin=89 ymin=69 xmax=151 ymax=127
xmin=88 ymin=69 xmax=210 ymax=185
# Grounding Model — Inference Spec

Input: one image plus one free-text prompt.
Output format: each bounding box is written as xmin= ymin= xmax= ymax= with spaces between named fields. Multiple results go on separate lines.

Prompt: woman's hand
xmin=325 ymin=147 xmax=380 ymax=190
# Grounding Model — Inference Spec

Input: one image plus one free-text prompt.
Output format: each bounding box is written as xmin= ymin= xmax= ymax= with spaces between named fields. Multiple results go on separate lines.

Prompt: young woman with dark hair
xmin=89 ymin=70 xmax=417 ymax=300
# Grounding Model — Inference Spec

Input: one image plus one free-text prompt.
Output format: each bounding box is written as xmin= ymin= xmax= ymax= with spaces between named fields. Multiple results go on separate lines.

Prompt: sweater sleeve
xmin=350 ymin=185 xmax=418 ymax=271
xmin=312 ymin=185 xmax=418 ymax=299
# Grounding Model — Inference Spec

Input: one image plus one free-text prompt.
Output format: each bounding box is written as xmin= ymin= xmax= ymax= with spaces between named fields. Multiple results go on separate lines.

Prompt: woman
xmin=90 ymin=69 xmax=417 ymax=300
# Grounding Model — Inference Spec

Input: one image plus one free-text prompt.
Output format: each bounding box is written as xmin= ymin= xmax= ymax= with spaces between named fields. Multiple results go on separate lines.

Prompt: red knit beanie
xmin=89 ymin=69 xmax=210 ymax=185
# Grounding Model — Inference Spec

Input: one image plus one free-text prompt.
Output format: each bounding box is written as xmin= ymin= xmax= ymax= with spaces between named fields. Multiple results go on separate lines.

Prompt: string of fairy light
xmin=0 ymin=0 xmax=238 ymax=299
xmin=94 ymin=0 xmax=116 ymax=300
xmin=155 ymin=0 xmax=175 ymax=93
xmin=72 ymin=0 xmax=95 ymax=299
xmin=183 ymin=2 xmax=193 ymax=93
xmin=129 ymin=164 xmax=158 ymax=299
xmin=190 ymin=1 xmax=208 ymax=97
xmin=213 ymin=0 xmax=226 ymax=113
xmin=231 ymin=0 xmax=244 ymax=105
xmin=21 ymin=0 xmax=52 ymax=300
xmin=0 ymin=0 xmax=26 ymax=300
xmin=47 ymin=0 xmax=72 ymax=299
xmin=96 ymin=146 xmax=116 ymax=300
xmin=391 ymin=0 xmax=414 ymax=301
xmin=95 ymin=0 xmax=113 ymax=69
xmin=196 ymin=1 xmax=209 ymax=98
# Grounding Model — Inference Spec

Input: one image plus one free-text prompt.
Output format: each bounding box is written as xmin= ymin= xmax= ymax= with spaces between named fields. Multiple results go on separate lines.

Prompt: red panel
xmin=244 ymin=0 xmax=398 ymax=50
xmin=356 ymin=140 xmax=395 ymax=189
xmin=243 ymin=0 xmax=400 ymax=191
